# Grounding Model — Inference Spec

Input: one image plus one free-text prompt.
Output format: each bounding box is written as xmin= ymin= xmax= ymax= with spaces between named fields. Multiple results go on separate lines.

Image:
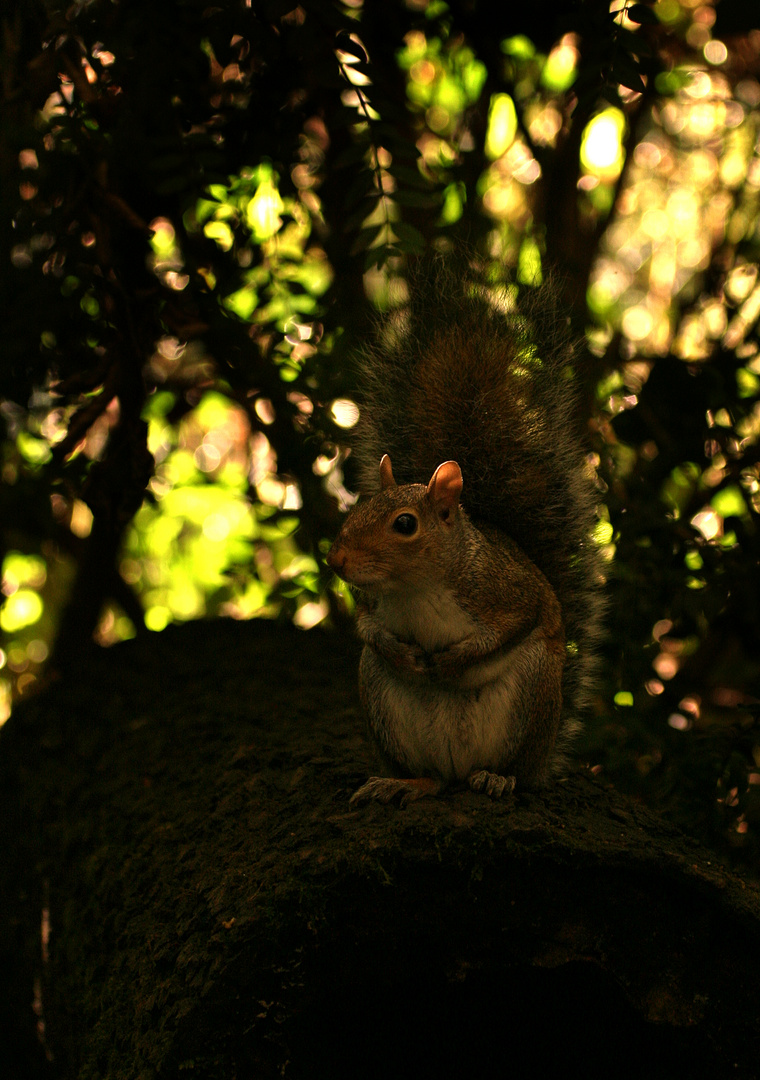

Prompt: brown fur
xmin=329 ymin=255 xmax=606 ymax=802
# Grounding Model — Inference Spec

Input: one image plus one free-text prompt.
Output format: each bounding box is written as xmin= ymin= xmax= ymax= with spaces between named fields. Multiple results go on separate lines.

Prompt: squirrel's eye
xmin=392 ymin=513 xmax=418 ymax=536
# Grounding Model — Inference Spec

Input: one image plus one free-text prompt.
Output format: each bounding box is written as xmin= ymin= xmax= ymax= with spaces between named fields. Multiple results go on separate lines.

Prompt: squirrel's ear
xmin=427 ymin=461 xmax=463 ymax=518
xmin=379 ymin=454 xmax=396 ymax=490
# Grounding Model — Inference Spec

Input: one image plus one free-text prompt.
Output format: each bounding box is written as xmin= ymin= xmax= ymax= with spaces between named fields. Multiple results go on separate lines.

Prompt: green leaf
xmin=335 ymin=32 xmax=368 ymax=64
xmin=17 ymin=432 xmax=52 ymax=465
xmin=342 ymin=199 xmax=384 ymax=233
xmin=352 ymin=225 xmax=385 ymax=252
xmin=618 ymin=25 xmax=655 ymax=58
xmin=599 ymin=85 xmax=623 ymax=107
xmin=373 ymin=124 xmax=420 ymax=154
xmin=712 ymin=485 xmax=748 ymax=519
xmin=388 ymin=164 xmax=432 ymax=189
xmin=626 ymin=3 xmax=659 ymax=25
xmin=655 ymin=68 xmax=693 ymax=95
xmin=344 ymin=60 xmax=373 ymax=80
xmin=611 ymin=56 xmax=646 ymax=94
xmin=364 ymin=244 xmax=400 ymax=270
xmin=393 ymin=221 xmax=426 ymax=252
xmin=343 ymin=170 xmax=376 ymax=211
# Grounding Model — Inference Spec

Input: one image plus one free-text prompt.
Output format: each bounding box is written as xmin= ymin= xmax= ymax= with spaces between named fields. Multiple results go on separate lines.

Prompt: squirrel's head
xmin=327 ymin=455 xmax=465 ymax=591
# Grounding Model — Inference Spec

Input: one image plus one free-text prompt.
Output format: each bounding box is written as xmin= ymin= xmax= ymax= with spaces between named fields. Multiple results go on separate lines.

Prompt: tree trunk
xmin=2 ymin=619 xmax=759 ymax=1079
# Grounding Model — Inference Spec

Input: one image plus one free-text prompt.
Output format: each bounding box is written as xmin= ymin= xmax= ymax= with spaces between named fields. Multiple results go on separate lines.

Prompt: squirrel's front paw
xmin=468 ymin=769 xmax=516 ymax=799
xmin=350 ymin=776 xmax=443 ymax=807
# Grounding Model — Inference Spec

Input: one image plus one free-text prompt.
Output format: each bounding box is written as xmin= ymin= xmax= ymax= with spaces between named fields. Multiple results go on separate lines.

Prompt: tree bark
xmin=2 ymin=619 xmax=759 ymax=1079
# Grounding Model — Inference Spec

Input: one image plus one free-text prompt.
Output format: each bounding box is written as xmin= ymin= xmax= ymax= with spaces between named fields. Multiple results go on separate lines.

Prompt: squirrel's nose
xmin=326 ymin=544 xmax=345 ymax=573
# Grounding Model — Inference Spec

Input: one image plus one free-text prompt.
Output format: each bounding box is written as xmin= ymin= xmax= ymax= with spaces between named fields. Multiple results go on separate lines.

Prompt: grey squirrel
xmin=327 ymin=257 xmax=605 ymax=806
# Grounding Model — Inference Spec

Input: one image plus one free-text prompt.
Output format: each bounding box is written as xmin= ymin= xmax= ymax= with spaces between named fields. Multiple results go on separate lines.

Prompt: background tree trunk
xmin=2 ymin=619 xmax=759 ymax=1079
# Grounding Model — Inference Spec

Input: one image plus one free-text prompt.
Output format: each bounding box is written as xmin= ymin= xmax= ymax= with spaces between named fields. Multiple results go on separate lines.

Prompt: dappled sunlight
xmin=590 ymin=63 xmax=760 ymax=357
xmin=581 ymin=110 xmax=626 ymax=175
xmin=119 ymin=389 xmax=326 ymax=635
xmin=0 ymin=675 xmax=10 ymax=725
xmin=0 ymin=552 xmax=56 ymax=709
xmin=150 ymin=219 xmax=188 ymax=292
xmin=189 ymin=162 xmax=332 ymax=376
xmin=594 ymin=18 xmax=760 ymax=830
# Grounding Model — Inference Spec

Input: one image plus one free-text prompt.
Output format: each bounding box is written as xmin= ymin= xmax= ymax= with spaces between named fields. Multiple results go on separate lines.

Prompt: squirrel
xmin=327 ymin=255 xmax=605 ymax=807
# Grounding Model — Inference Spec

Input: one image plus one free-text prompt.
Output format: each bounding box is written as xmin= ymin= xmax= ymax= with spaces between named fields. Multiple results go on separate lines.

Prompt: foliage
xmin=1 ymin=0 xmax=760 ymax=857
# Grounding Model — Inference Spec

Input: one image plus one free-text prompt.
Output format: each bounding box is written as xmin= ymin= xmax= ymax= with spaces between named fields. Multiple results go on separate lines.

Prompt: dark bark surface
xmin=2 ymin=618 xmax=760 ymax=1079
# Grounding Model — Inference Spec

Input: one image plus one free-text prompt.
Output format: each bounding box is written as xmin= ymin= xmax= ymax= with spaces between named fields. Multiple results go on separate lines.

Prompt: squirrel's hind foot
xmin=468 ymin=769 xmax=516 ymax=799
xmin=350 ymin=775 xmax=444 ymax=808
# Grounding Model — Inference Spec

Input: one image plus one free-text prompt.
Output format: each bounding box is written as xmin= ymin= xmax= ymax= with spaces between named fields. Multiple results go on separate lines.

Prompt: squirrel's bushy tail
xmin=352 ymin=253 xmax=606 ymax=723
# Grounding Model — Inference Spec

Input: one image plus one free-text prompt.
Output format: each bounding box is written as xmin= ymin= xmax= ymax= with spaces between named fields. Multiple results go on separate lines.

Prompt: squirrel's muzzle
xmin=326 ymin=542 xmax=347 ymax=578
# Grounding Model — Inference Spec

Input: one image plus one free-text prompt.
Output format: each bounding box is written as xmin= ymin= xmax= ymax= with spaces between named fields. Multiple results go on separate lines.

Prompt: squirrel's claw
xmin=350 ymin=776 xmax=443 ymax=807
xmin=468 ymin=769 xmax=516 ymax=799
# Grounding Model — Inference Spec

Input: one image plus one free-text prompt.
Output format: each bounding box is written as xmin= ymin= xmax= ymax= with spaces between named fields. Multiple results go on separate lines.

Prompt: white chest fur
xmin=375 ymin=586 xmax=477 ymax=652
xmin=360 ymin=626 xmax=547 ymax=783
